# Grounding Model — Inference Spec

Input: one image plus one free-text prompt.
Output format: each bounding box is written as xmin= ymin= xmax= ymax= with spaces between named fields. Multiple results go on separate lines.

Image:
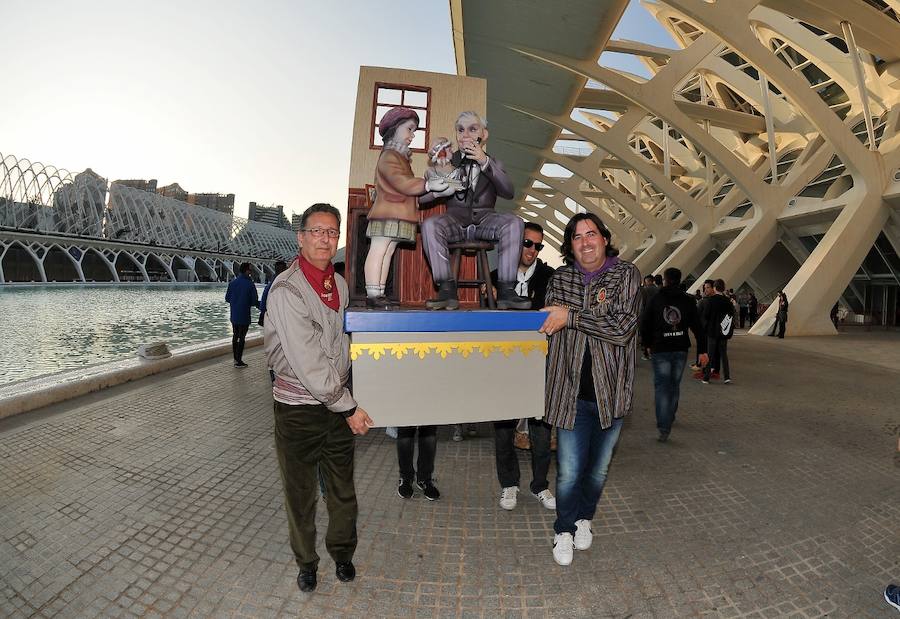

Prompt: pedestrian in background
xmin=691 ymin=279 xmax=714 ymax=372
xmin=748 ymin=292 xmax=758 ymax=326
xmin=701 ymin=279 xmax=735 ymax=384
xmin=639 ymin=274 xmax=659 ymax=361
xmin=771 ymin=291 xmax=789 ymax=338
xmin=259 ymin=260 xmax=288 ymax=327
xmin=738 ymin=290 xmax=749 ymax=329
xmin=640 ymin=267 xmax=707 ymax=442
xmin=225 ymin=262 xmax=259 ymax=368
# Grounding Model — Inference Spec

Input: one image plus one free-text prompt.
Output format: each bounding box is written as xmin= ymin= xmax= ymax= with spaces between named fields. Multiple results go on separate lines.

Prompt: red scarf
xmin=298 ymin=255 xmax=339 ymax=311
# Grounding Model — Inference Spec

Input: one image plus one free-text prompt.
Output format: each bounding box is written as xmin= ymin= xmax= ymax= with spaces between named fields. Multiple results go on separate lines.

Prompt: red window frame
xmin=370 ymin=82 xmax=431 ymax=154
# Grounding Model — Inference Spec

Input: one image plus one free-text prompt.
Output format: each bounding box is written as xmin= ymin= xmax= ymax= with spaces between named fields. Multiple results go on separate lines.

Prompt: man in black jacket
xmin=639 ymin=275 xmax=659 ymax=360
xmin=490 ymin=222 xmax=555 ymax=310
xmin=489 ymin=222 xmax=556 ymax=510
xmin=640 ymin=268 xmax=708 ymax=442
xmin=701 ymin=279 xmax=736 ymax=384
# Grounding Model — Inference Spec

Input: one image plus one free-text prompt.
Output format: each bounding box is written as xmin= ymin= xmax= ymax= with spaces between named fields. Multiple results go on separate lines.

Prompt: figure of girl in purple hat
xmin=364 ymin=107 xmax=453 ymax=309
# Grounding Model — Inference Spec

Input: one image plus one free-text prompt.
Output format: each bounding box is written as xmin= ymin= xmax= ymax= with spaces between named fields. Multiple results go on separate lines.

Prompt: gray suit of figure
xmin=419 ymin=151 xmax=529 ymax=310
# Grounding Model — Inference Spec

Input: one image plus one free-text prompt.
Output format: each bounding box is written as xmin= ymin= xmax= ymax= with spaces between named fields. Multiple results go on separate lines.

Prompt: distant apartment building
xmin=248 ymin=202 xmax=291 ymax=230
xmin=157 ymin=184 xmax=234 ymax=216
xmin=189 ymin=193 xmax=235 ymax=215
xmin=157 ymin=183 xmax=188 ymax=201
xmin=114 ymin=178 xmax=158 ymax=193
xmin=291 ymin=213 xmax=303 ymax=233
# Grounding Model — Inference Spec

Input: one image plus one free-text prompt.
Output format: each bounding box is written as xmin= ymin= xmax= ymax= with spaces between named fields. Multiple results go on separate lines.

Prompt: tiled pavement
xmin=1 ymin=333 xmax=898 ymax=618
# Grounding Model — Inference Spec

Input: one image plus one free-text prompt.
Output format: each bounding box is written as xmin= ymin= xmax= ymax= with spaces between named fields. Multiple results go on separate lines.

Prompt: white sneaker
xmin=499 ymin=486 xmax=518 ymax=510
xmin=574 ymin=519 xmax=592 ymax=550
xmin=552 ymin=533 xmax=574 ymax=566
xmin=532 ymin=489 xmax=556 ymax=510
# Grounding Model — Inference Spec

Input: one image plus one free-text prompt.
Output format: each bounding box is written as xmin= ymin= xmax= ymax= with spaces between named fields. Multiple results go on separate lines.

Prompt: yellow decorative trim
xmin=350 ymin=340 xmax=548 ymax=361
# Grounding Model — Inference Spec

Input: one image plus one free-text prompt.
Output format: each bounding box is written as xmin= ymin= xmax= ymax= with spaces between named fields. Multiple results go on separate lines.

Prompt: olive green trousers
xmin=273 ymin=401 xmax=358 ymax=571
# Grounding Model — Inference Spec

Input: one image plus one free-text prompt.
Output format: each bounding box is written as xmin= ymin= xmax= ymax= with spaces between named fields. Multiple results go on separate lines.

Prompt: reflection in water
xmin=0 ymin=285 xmax=263 ymax=385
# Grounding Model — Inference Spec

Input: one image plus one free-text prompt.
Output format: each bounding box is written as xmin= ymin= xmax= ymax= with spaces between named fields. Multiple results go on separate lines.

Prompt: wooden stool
xmin=448 ymin=240 xmax=496 ymax=309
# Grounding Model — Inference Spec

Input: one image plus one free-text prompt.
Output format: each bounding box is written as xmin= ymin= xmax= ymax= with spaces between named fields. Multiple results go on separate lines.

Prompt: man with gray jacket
xmin=264 ymin=203 xmax=373 ymax=593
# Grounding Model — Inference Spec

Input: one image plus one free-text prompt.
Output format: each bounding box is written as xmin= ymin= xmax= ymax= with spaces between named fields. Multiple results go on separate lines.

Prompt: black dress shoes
xmin=297 ymin=568 xmax=317 ymax=592
xmin=365 ymin=295 xmax=392 ymax=310
xmin=335 ymin=561 xmax=356 ymax=583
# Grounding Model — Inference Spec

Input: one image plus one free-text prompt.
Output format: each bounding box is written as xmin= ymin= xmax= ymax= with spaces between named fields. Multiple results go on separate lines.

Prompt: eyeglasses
xmin=302 ymin=228 xmax=340 ymax=239
xmin=522 ymin=239 xmax=544 ymax=251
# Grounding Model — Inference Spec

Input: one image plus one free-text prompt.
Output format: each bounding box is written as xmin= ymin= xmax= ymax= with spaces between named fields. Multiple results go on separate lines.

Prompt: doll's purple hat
xmin=379 ymin=107 xmax=419 ymax=137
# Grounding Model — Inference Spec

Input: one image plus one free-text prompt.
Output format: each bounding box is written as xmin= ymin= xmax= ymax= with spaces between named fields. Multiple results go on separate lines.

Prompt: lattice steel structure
xmin=0 ymin=152 xmax=299 ymax=284
xmin=453 ymin=0 xmax=900 ymax=335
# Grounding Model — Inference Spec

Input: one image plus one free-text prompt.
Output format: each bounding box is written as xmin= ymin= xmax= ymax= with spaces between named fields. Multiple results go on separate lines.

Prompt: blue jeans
xmin=554 ymin=400 xmax=624 ymax=534
xmin=651 ymin=350 xmax=688 ymax=434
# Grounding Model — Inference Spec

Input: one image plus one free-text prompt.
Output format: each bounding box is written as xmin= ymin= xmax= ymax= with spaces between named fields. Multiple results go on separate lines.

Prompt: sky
xmin=0 ymin=0 xmax=674 ymax=222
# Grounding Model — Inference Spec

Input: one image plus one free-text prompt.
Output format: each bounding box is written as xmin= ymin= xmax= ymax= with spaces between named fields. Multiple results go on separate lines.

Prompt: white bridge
xmin=0 ymin=152 xmax=298 ymax=284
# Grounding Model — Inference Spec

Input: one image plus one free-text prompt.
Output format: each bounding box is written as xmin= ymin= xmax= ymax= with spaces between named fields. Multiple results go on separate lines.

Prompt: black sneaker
xmin=397 ymin=478 xmax=414 ymax=499
xmin=657 ymin=431 xmax=670 ymax=443
xmin=416 ymin=479 xmax=440 ymax=501
xmin=234 ymin=361 xmax=248 ymax=368
xmin=886 ymin=584 xmax=900 ymax=611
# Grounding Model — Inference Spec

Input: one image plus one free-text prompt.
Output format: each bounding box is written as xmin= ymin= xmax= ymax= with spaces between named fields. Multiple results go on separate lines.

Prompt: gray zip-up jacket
xmin=263 ymin=260 xmax=356 ymax=413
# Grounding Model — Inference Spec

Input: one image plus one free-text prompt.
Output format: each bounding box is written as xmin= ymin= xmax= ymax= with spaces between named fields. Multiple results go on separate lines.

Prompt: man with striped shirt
xmin=538 ymin=212 xmax=641 ymax=566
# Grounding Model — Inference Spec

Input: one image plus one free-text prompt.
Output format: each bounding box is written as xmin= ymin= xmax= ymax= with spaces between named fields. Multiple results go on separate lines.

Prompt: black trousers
xmin=397 ymin=425 xmax=437 ymax=482
xmin=770 ymin=317 xmax=787 ymax=338
xmin=273 ymin=401 xmax=358 ymax=571
xmin=739 ymin=307 xmax=748 ymax=329
xmin=231 ymin=323 xmax=249 ymax=362
xmin=704 ymin=337 xmax=730 ymax=381
xmin=493 ymin=418 xmax=552 ymax=494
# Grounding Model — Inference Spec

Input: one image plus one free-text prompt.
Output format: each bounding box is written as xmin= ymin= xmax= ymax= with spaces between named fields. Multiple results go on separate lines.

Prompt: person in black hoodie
xmin=701 ymin=279 xmax=736 ymax=384
xmin=641 ymin=268 xmax=707 ymax=442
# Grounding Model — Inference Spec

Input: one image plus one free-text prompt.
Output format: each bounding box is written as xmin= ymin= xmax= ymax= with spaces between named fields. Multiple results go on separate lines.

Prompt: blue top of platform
xmin=345 ymin=310 xmax=547 ymax=333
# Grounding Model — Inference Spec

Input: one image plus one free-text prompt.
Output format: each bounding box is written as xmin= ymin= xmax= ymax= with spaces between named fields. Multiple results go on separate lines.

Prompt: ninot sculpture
xmin=363 ymin=107 xmax=454 ymax=310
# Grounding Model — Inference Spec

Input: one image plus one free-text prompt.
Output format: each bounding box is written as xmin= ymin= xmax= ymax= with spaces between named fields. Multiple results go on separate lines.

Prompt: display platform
xmin=346 ymin=310 xmax=548 ymax=427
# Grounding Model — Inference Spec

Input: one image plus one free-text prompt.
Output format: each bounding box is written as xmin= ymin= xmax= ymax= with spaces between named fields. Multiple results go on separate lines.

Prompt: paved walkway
xmin=1 ymin=333 xmax=898 ymax=618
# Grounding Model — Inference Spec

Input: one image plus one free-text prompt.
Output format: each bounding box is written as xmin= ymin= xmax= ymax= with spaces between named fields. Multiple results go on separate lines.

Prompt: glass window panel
xmin=843 ymin=285 xmax=864 ymax=314
xmin=378 ymin=88 xmax=402 ymax=105
xmin=800 ymin=22 xmax=828 ymax=36
xmin=818 ymin=82 xmax=849 ymax=106
xmin=801 ymin=63 xmax=831 ymax=86
xmin=721 ymin=51 xmax=742 ymax=66
xmin=375 ymin=105 xmax=393 ymax=123
xmin=411 ymin=130 xmax=425 ymax=150
xmin=415 ymin=109 xmax=427 ymax=127
xmin=862 ymin=245 xmax=890 ymax=274
xmin=373 ymin=127 xmax=384 ymax=147
xmin=404 ymin=90 xmax=428 ymax=108
xmin=827 ymin=36 xmax=849 ymax=53
xmin=729 ymin=201 xmax=753 ymax=217
xmin=876 ymin=233 xmax=900 ymax=272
